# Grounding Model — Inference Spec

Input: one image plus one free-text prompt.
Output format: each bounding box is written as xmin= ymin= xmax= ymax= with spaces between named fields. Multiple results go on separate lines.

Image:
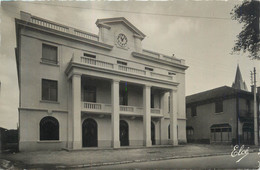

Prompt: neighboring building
xmin=15 ymin=11 xmax=188 ymax=151
xmin=186 ymin=65 xmax=258 ymax=145
xmin=0 ymin=127 xmax=7 ymax=153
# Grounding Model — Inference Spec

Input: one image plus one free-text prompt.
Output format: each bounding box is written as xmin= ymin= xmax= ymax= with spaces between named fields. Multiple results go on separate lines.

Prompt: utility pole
xmin=251 ymin=67 xmax=258 ymax=146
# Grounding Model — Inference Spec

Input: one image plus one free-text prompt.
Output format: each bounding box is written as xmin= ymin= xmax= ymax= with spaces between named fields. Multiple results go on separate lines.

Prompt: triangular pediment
xmin=96 ymin=17 xmax=145 ymax=40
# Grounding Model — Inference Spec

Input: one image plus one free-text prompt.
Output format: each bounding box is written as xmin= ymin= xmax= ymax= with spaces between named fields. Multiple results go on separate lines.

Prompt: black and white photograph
xmin=0 ymin=0 xmax=259 ymax=169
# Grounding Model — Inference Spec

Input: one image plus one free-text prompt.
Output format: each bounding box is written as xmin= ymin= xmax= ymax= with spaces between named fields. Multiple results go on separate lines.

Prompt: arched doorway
xmin=82 ymin=118 xmax=98 ymax=147
xmin=120 ymin=120 xmax=129 ymax=146
xmin=243 ymin=123 xmax=254 ymax=145
xmin=151 ymin=122 xmax=155 ymax=145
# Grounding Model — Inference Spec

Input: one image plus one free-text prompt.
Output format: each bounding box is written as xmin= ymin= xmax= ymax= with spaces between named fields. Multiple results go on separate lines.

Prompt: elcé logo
xmin=231 ymin=145 xmax=249 ymax=163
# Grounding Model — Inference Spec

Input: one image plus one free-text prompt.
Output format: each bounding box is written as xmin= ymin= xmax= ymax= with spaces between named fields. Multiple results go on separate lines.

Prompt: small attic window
xmin=145 ymin=67 xmax=153 ymax=71
xmin=168 ymin=72 xmax=176 ymax=76
xmin=117 ymin=61 xmax=127 ymax=66
xmin=84 ymin=53 xmax=96 ymax=59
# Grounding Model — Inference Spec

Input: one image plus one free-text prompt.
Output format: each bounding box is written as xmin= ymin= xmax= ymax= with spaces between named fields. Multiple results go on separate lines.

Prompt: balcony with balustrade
xmin=80 ymin=76 xmax=164 ymax=117
xmin=66 ymin=55 xmax=177 ymax=86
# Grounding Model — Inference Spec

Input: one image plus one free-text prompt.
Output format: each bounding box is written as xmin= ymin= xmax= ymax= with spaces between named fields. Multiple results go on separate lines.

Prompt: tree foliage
xmin=231 ymin=0 xmax=259 ymax=59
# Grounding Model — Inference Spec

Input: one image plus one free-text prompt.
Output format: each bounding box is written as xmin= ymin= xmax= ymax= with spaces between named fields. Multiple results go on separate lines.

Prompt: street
xmin=90 ymin=153 xmax=260 ymax=169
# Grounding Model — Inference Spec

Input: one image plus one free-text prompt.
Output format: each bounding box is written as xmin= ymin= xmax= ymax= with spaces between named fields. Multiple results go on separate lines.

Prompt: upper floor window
xmin=117 ymin=61 xmax=127 ymax=66
xmin=145 ymin=67 xmax=153 ymax=72
xmin=42 ymin=79 xmax=58 ymax=101
xmin=42 ymin=44 xmax=58 ymax=64
xmin=84 ymin=53 xmax=96 ymax=59
xmin=83 ymin=86 xmax=96 ymax=103
xmin=120 ymin=87 xmax=128 ymax=106
xmin=191 ymin=106 xmax=197 ymax=117
xmin=168 ymin=96 xmax=170 ymax=113
xmin=215 ymin=100 xmax=223 ymax=113
xmin=151 ymin=94 xmax=155 ymax=108
xmin=168 ymin=72 xmax=176 ymax=76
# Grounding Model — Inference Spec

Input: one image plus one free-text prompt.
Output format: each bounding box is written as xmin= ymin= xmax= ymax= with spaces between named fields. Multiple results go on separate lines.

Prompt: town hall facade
xmin=15 ymin=11 xmax=188 ymax=151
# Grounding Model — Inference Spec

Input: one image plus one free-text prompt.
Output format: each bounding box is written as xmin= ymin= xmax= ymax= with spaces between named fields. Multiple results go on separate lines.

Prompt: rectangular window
xmin=168 ymin=96 xmax=170 ymax=113
xmin=191 ymin=106 xmax=197 ymax=117
xmin=42 ymin=79 xmax=58 ymax=101
xmin=151 ymin=94 xmax=155 ymax=108
xmin=83 ymin=53 xmax=96 ymax=58
xmin=117 ymin=61 xmax=127 ymax=66
xmin=83 ymin=86 xmax=96 ymax=102
xmin=120 ymin=88 xmax=128 ymax=105
xmin=215 ymin=101 xmax=223 ymax=113
xmin=145 ymin=67 xmax=153 ymax=71
xmin=42 ymin=44 xmax=58 ymax=64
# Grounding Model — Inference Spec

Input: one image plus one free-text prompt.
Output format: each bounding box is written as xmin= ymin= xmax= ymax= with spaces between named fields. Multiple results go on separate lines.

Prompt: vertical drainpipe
xmin=236 ymin=93 xmax=239 ymax=145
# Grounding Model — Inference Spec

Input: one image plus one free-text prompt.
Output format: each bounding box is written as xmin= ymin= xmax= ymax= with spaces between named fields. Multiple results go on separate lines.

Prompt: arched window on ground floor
xmin=40 ymin=116 xmax=59 ymax=140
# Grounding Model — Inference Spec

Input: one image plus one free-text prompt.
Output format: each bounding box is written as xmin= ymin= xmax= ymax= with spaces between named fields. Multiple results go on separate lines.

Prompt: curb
xmin=55 ymin=152 xmax=232 ymax=169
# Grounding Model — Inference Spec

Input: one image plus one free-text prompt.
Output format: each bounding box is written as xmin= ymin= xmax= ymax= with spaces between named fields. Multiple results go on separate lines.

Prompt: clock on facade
xmin=117 ymin=33 xmax=128 ymax=47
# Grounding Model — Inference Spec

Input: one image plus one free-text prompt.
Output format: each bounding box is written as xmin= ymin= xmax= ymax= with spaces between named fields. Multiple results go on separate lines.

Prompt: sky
xmin=0 ymin=0 xmax=259 ymax=129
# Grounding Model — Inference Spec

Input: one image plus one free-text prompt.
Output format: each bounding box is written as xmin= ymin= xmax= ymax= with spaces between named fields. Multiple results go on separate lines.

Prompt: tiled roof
xmin=186 ymin=86 xmax=252 ymax=104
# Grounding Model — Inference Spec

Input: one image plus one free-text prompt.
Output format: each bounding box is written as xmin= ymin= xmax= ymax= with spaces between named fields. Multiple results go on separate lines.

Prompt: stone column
xmin=111 ymin=80 xmax=120 ymax=148
xmin=72 ymin=74 xmax=82 ymax=149
xmin=143 ymin=85 xmax=152 ymax=147
xmin=170 ymin=90 xmax=178 ymax=146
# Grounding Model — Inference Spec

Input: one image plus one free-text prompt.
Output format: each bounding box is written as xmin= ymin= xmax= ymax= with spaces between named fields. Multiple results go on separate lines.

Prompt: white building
xmin=15 ymin=11 xmax=188 ymax=151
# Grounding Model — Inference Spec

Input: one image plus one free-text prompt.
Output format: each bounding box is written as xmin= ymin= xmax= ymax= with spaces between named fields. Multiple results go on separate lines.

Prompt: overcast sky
xmin=0 ymin=1 xmax=259 ymax=129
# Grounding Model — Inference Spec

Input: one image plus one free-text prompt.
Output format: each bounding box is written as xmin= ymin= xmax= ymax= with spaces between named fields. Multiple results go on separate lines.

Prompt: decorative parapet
xmin=132 ymin=50 xmax=188 ymax=70
xmin=71 ymin=56 xmax=177 ymax=83
xmin=20 ymin=11 xmax=99 ymax=42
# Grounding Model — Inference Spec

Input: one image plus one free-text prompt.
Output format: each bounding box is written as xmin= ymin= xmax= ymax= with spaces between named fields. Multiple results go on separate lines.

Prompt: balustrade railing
xmin=74 ymin=29 xmax=99 ymax=41
xmin=120 ymin=106 xmax=134 ymax=112
xmin=118 ymin=65 xmax=146 ymax=75
xmin=82 ymin=102 xmax=160 ymax=115
xmin=75 ymin=57 xmax=174 ymax=82
xmin=80 ymin=57 xmax=114 ymax=69
xmin=82 ymin=102 xmax=111 ymax=112
xmin=151 ymin=108 xmax=161 ymax=114
xmin=30 ymin=16 xmax=99 ymax=41
xmin=83 ymin=102 xmax=101 ymax=110
xmin=31 ymin=17 xmax=69 ymax=33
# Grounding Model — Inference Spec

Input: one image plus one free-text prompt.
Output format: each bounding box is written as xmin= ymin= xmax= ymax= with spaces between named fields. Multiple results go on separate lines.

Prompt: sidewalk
xmin=0 ymin=144 xmax=258 ymax=169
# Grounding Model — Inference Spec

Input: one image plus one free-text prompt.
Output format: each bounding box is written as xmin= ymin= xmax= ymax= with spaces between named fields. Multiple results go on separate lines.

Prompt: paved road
xmin=90 ymin=153 xmax=260 ymax=169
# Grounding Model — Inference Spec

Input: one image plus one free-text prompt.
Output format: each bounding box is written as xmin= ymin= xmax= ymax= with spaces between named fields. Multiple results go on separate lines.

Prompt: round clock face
xmin=117 ymin=33 xmax=128 ymax=47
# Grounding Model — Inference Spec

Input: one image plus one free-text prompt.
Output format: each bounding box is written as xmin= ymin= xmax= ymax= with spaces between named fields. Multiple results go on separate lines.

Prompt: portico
xmin=67 ymin=68 xmax=179 ymax=149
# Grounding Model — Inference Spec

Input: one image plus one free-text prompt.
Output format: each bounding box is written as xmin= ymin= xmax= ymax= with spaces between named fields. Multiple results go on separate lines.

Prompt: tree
xmin=230 ymin=0 xmax=259 ymax=60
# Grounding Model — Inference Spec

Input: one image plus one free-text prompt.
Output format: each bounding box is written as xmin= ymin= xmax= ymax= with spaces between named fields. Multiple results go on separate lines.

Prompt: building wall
xmin=186 ymin=98 xmax=237 ymax=143
xmin=19 ymin=109 xmax=67 ymax=151
xmin=17 ymin=16 xmax=187 ymax=151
